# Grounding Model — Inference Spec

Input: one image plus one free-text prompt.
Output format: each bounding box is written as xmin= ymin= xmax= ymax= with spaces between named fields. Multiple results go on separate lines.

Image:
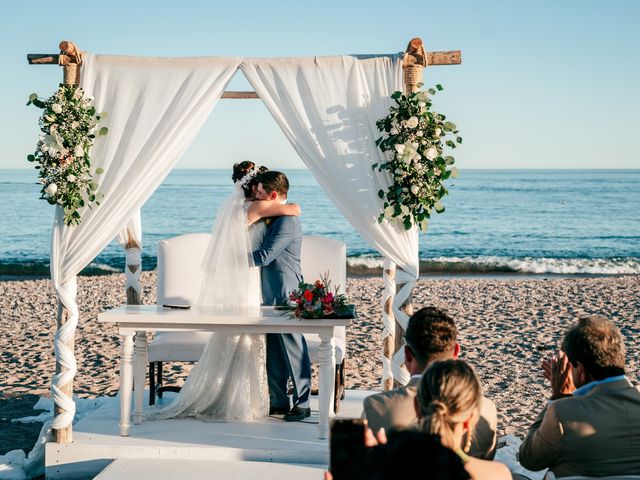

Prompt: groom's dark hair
xmin=257 ymin=171 xmax=289 ymax=197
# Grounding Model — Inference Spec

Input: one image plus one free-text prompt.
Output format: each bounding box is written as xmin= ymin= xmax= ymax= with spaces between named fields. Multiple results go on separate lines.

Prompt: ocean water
xmin=1 ymin=169 xmax=639 ymax=277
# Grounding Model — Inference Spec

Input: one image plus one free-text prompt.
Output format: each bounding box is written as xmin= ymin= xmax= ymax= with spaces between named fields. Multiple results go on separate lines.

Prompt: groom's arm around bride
xmin=252 ymin=171 xmax=312 ymax=420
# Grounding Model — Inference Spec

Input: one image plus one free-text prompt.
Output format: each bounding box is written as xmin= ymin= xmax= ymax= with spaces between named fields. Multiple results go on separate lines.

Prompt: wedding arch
xmin=28 ymin=39 xmax=462 ymax=443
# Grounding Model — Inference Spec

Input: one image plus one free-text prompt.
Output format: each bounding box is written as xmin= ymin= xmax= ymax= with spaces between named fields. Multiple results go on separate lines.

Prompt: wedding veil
xmin=197 ymin=183 xmax=259 ymax=310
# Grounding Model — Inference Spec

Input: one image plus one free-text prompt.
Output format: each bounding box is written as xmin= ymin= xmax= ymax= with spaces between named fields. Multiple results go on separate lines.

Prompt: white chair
xmin=148 ymin=233 xmax=349 ymax=413
xmin=148 ymin=233 xmax=212 ymax=404
xmin=299 ymin=236 xmax=348 ymax=412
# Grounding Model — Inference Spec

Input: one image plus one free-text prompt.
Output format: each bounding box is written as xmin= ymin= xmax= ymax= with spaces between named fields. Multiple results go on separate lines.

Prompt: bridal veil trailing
xmin=146 ymin=184 xmax=268 ymax=422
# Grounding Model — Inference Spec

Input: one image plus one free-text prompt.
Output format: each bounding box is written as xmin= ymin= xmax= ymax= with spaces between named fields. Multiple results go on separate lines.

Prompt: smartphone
xmin=329 ymin=419 xmax=366 ymax=480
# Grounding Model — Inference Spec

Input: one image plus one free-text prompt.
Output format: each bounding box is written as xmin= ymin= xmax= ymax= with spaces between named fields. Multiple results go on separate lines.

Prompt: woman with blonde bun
xmin=416 ymin=360 xmax=511 ymax=480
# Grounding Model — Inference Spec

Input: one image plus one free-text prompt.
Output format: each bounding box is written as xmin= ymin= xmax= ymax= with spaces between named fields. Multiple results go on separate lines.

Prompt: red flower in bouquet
xmin=287 ymin=272 xmax=348 ymax=319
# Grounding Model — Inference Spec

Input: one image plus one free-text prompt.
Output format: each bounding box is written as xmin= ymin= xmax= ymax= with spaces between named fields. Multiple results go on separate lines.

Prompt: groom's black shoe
xmin=269 ymin=406 xmax=291 ymax=416
xmin=283 ymin=406 xmax=311 ymax=422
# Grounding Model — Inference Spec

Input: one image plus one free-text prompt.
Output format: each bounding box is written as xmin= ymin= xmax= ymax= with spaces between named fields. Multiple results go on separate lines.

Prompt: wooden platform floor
xmin=45 ymin=389 xmax=374 ymax=479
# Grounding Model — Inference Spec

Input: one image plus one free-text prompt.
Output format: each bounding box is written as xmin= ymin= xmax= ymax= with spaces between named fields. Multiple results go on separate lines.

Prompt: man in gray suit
xmin=520 ymin=316 xmax=640 ymax=476
xmin=362 ymin=306 xmax=498 ymax=459
xmin=252 ymin=171 xmax=311 ymax=422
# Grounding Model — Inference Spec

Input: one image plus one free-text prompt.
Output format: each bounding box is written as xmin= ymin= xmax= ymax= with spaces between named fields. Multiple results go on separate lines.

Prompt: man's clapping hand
xmin=542 ymin=351 xmax=576 ymax=400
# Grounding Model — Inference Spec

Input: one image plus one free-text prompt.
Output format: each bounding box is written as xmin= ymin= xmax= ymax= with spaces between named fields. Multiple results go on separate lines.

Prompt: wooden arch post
xmin=52 ymin=41 xmax=83 ymax=444
xmin=381 ymin=37 xmax=461 ymax=390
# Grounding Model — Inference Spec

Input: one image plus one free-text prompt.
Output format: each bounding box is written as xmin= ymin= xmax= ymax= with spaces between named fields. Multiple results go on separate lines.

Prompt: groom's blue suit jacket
xmin=252 ymin=216 xmax=303 ymax=304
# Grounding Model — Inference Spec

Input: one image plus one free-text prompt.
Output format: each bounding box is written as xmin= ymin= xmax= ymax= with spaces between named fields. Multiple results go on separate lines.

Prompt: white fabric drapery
xmin=241 ymin=55 xmax=419 ymax=386
xmin=48 ymin=54 xmax=241 ymax=432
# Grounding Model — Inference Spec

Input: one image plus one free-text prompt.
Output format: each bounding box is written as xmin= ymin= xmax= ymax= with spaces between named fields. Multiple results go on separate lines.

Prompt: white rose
xmin=71 ymin=121 xmax=80 ymax=129
xmin=73 ymin=89 xmax=82 ymax=100
xmin=67 ymin=174 xmax=76 ymax=183
xmin=384 ymin=206 xmax=395 ymax=219
xmin=38 ymin=178 xmax=46 ymax=184
xmin=395 ymin=144 xmax=406 ymax=155
xmin=74 ymin=145 xmax=84 ymax=157
xmin=416 ymin=131 xmax=423 ymax=137
xmin=390 ymin=127 xmax=398 ymax=135
xmin=435 ymin=201 xmax=444 ymax=212
xmin=420 ymin=218 xmax=429 ymax=230
xmin=400 ymin=205 xmax=410 ymax=215
xmin=435 ymin=128 xmax=442 ymax=138
xmin=418 ymin=101 xmax=426 ymax=108
xmin=406 ymin=116 xmax=419 ymax=129
xmin=413 ymin=153 xmax=421 ymax=162
xmin=410 ymin=185 xmax=419 ymax=195
xmin=425 ymin=147 xmax=438 ymax=160
xmin=45 ymin=183 xmax=58 ymax=196
xmin=52 ymin=104 xmax=62 ymax=114
xmin=451 ymin=167 xmax=459 ymax=178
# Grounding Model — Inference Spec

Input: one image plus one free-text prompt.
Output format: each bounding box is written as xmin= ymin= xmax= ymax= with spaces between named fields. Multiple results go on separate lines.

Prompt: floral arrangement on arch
xmin=27 ymin=85 xmax=108 ymax=226
xmin=373 ymin=84 xmax=462 ymax=231
xmin=288 ymin=273 xmax=349 ymax=319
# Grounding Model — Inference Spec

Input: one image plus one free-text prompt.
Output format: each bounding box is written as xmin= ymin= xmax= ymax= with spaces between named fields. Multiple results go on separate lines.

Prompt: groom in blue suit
xmin=252 ymin=171 xmax=312 ymax=421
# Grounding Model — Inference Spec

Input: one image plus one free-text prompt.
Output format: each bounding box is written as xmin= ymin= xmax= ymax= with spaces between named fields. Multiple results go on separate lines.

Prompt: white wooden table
xmin=98 ymin=305 xmax=352 ymax=439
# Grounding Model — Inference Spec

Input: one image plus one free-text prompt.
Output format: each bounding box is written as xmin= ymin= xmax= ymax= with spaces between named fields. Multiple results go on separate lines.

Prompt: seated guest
xmin=362 ymin=307 xmax=497 ymax=459
xmin=325 ymin=429 xmax=470 ymax=480
xmin=519 ymin=315 xmax=640 ymax=477
xmin=416 ymin=359 xmax=511 ymax=480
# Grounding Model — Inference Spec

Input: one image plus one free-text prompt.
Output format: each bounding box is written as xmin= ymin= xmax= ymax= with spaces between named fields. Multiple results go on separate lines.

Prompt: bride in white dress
xmin=146 ymin=162 xmax=301 ymax=422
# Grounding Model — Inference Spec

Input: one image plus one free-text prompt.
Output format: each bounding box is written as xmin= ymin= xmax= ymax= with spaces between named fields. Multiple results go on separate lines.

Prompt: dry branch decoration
xmin=27 ymin=85 xmax=107 ymax=226
xmin=373 ymin=84 xmax=461 ymax=231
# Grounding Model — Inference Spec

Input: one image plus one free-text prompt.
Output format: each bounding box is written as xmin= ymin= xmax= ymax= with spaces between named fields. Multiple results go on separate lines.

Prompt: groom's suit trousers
xmin=253 ymin=216 xmax=311 ymax=409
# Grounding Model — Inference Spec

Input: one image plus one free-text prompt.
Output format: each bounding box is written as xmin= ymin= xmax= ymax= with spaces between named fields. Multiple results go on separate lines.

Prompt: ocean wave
xmin=347 ymin=256 xmax=640 ymax=275
xmin=2 ymin=256 xmax=639 ymax=278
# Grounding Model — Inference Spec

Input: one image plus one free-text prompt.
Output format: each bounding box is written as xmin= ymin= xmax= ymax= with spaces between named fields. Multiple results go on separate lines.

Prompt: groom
xmin=252 ymin=170 xmax=312 ymax=421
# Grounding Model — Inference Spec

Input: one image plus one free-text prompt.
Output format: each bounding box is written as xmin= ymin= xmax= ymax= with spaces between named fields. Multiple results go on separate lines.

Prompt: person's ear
xmin=269 ymin=191 xmax=277 ymax=201
xmin=404 ymin=345 xmax=414 ymax=364
xmin=453 ymin=342 xmax=460 ymax=359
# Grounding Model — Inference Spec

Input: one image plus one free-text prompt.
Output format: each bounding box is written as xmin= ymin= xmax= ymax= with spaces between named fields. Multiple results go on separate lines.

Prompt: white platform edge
xmin=45 ymin=389 xmax=376 ymax=480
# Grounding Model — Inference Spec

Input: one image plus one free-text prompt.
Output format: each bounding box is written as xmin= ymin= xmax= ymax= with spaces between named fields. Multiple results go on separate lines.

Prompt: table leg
xmin=133 ymin=331 xmax=148 ymax=425
xmin=119 ymin=329 xmax=135 ymax=436
xmin=317 ymin=328 xmax=336 ymax=440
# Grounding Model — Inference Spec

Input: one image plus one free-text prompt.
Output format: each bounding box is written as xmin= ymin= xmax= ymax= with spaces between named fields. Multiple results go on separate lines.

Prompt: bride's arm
xmin=246 ymin=201 xmax=301 ymax=225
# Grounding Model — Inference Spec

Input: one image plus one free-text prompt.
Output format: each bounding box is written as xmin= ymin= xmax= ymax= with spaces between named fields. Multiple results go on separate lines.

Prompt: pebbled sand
xmin=1 ymin=273 xmax=639 ymax=453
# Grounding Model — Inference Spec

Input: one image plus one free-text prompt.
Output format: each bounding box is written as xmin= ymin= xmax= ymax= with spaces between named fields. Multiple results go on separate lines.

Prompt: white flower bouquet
xmin=27 ymin=85 xmax=108 ymax=226
xmin=373 ymin=84 xmax=461 ymax=230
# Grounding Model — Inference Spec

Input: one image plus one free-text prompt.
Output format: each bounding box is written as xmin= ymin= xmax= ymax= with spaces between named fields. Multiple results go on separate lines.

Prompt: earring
xmin=463 ymin=429 xmax=472 ymax=453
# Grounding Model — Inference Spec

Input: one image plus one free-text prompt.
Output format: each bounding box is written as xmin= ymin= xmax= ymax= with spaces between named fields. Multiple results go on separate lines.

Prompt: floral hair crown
xmin=237 ymin=170 xmax=258 ymax=189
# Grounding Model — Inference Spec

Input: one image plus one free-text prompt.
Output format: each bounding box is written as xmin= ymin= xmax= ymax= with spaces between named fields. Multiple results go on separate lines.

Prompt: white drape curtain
xmin=241 ymin=55 xmax=419 ymax=385
xmin=49 ymin=54 xmax=241 ymax=431
xmin=241 ymin=55 xmax=418 ymax=276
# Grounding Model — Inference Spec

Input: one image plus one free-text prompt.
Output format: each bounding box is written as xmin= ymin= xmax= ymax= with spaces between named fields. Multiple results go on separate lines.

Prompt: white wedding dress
xmin=146 ymin=184 xmax=269 ymax=422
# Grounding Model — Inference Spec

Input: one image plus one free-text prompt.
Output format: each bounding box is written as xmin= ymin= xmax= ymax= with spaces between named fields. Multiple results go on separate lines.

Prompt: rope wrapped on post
xmin=51 ymin=278 xmax=78 ymax=433
xmin=381 ymin=259 xmax=396 ymax=390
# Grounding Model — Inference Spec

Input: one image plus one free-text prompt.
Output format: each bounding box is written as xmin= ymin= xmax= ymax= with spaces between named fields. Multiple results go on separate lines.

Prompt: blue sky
xmin=1 ymin=0 xmax=639 ymax=170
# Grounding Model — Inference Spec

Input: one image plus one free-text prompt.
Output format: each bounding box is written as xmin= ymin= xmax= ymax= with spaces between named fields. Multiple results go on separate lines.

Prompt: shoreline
xmin=1 ymin=272 xmax=638 ymax=455
xmin=2 ymin=271 xmax=638 ymax=283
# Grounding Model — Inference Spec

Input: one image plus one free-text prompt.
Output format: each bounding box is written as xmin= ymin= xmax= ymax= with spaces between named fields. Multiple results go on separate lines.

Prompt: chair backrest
xmin=156 ymin=233 xmax=211 ymax=306
xmin=156 ymin=233 xmax=347 ymax=303
xmin=300 ymin=236 xmax=347 ymax=295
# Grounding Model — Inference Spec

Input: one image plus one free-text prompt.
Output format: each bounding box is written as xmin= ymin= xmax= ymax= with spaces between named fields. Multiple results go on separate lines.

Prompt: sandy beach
xmin=1 ymin=273 xmax=639 ymax=455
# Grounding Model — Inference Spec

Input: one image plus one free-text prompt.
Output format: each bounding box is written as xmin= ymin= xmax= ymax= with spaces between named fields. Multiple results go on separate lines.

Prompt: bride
xmin=146 ymin=161 xmax=301 ymax=421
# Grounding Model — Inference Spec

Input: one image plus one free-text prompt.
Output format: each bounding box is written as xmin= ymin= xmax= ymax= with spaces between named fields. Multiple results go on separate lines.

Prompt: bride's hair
xmin=232 ymin=161 xmax=255 ymax=183
xmin=232 ymin=161 xmax=269 ymax=198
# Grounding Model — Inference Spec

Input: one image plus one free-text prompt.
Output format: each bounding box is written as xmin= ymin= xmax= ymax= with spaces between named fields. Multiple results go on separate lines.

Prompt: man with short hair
xmin=253 ymin=171 xmax=311 ymax=422
xmin=362 ymin=307 xmax=498 ymax=459
xmin=520 ymin=315 xmax=640 ymax=476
